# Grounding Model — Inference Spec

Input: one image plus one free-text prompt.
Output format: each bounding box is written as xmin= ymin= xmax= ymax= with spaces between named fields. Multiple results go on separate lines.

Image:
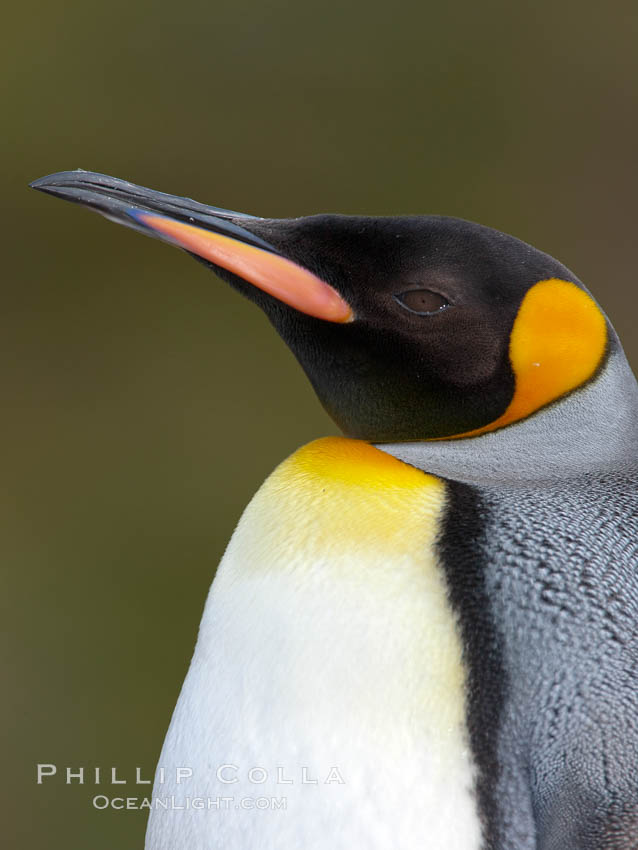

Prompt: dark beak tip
xmin=29 ymin=175 xmax=52 ymax=191
xmin=30 ymin=170 xmax=82 ymax=193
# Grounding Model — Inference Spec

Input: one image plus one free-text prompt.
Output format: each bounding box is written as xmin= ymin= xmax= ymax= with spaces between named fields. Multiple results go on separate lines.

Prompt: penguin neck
xmin=377 ymin=349 xmax=638 ymax=487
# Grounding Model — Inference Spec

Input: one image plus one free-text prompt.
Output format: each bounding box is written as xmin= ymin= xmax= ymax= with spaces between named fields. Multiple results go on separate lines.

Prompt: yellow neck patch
xmin=288 ymin=436 xmax=435 ymax=490
xmin=444 ymin=278 xmax=608 ymax=439
xmin=242 ymin=437 xmax=445 ymax=562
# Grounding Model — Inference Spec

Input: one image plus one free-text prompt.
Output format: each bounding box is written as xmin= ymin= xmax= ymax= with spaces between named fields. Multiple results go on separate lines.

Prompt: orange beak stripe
xmin=136 ymin=212 xmax=354 ymax=324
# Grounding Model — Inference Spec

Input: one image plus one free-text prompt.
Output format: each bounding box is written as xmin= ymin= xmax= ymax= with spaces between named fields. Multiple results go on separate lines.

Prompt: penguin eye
xmin=394 ymin=289 xmax=450 ymax=315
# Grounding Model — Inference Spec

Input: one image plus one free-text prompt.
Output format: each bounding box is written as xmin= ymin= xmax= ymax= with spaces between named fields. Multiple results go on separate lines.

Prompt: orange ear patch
xmin=443 ymin=278 xmax=607 ymax=439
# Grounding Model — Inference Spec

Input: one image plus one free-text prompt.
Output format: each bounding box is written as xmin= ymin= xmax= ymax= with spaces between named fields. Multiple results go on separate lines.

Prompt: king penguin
xmin=32 ymin=170 xmax=638 ymax=850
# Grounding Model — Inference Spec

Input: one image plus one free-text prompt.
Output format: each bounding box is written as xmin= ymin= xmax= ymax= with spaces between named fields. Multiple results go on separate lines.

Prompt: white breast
xmin=145 ymin=438 xmax=482 ymax=850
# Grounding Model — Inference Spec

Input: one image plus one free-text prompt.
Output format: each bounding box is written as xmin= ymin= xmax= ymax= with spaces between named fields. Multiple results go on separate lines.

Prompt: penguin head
xmin=31 ymin=171 xmax=609 ymax=443
xmin=244 ymin=214 xmax=608 ymax=442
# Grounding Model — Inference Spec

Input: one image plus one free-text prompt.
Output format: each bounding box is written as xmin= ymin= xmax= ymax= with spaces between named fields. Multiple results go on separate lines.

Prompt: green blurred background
xmin=4 ymin=0 xmax=638 ymax=846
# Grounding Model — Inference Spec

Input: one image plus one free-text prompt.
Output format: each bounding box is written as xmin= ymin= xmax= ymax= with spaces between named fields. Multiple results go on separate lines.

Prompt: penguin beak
xmin=30 ymin=171 xmax=353 ymax=324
